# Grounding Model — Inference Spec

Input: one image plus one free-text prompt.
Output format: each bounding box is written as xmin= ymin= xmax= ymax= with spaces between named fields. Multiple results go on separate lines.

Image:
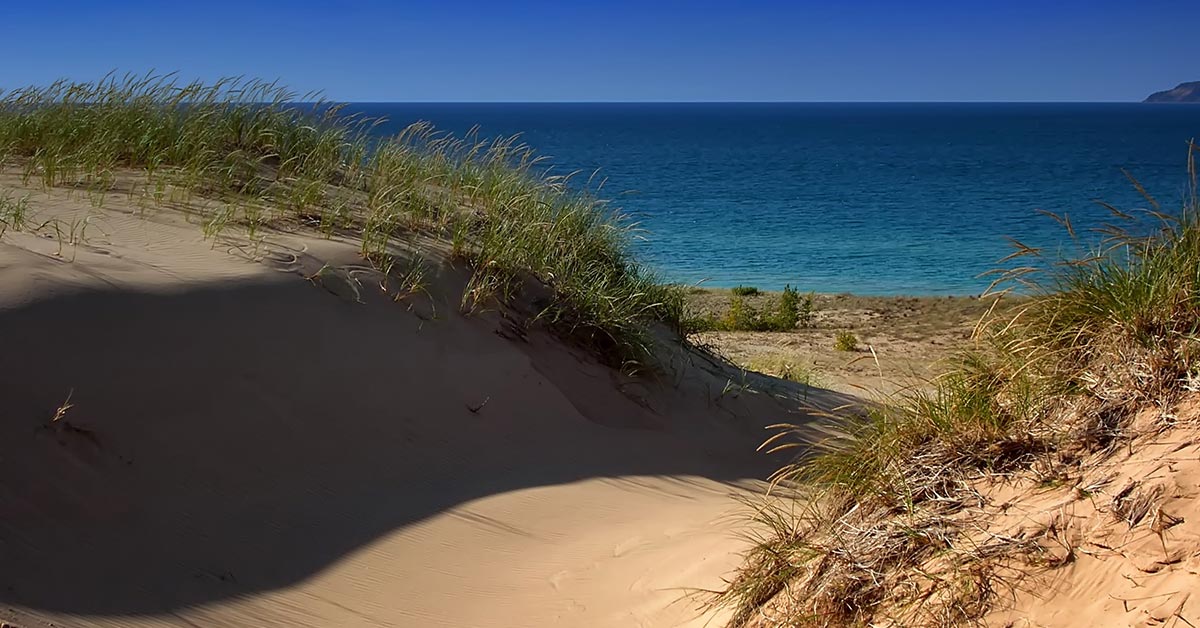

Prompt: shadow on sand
xmin=0 ymin=277 xmax=856 ymax=617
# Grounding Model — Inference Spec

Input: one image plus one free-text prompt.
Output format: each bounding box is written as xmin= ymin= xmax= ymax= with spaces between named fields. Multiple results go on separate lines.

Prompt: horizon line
xmin=323 ymin=99 xmax=1160 ymax=105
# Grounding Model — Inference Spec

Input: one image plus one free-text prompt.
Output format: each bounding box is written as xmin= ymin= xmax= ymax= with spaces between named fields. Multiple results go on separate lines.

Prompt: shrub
xmin=772 ymin=285 xmax=815 ymax=330
xmin=702 ymin=286 xmax=814 ymax=332
xmin=834 ymin=330 xmax=858 ymax=351
xmin=722 ymin=296 xmax=770 ymax=331
xmin=731 ymin=285 xmax=761 ymax=296
xmin=773 ymin=285 xmax=800 ymax=330
xmin=798 ymin=289 xmax=817 ymax=328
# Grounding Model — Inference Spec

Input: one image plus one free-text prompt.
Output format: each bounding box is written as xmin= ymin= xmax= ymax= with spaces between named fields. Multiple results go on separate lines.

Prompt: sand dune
xmin=983 ymin=401 xmax=1200 ymax=627
xmin=0 ymin=182 xmax=850 ymax=627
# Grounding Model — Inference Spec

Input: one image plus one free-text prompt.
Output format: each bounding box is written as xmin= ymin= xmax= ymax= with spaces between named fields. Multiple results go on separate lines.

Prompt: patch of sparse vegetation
xmin=0 ymin=190 xmax=31 ymax=237
xmin=717 ymin=145 xmax=1200 ymax=626
xmin=686 ymin=285 xmax=814 ymax=333
xmin=833 ymin=330 xmax=858 ymax=352
xmin=744 ymin=355 xmax=822 ymax=388
xmin=731 ymin=285 xmax=760 ymax=296
xmin=0 ymin=73 xmax=682 ymax=371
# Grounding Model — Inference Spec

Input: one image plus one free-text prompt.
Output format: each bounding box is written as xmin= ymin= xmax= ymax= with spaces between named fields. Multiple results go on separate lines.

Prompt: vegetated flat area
xmin=687 ymin=288 xmax=1014 ymax=395
xmin=0 ymin=171 xmax=852 ymax=628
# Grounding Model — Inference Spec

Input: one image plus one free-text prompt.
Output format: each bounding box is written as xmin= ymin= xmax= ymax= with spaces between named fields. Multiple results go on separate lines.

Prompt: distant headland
xmin=1144 ymin=81 xmax=1200 ymax=103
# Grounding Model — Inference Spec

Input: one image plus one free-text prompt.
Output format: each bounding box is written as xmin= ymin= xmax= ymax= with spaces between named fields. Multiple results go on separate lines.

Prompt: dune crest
xmin=0 ymin=177 xmax=846 ymax=627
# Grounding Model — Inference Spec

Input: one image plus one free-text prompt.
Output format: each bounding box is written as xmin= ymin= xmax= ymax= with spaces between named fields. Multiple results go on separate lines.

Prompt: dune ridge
xmin=0 ymin=176 xmax=850 ymax=627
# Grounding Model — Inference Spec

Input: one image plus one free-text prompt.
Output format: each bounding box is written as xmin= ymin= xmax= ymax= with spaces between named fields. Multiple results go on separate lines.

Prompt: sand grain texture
xmin=984 ymin=401 xmax=1200 ymax=627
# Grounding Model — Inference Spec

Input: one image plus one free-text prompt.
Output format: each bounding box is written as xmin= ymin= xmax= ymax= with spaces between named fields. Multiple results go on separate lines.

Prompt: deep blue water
xmin=347 ymin=103 xmax=1200 ymax=295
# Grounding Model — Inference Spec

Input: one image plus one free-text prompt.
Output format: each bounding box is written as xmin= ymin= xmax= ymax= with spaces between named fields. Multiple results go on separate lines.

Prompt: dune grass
xmin=0 ymin=73 xmax=682 ymax=371
xmin=718 ymin=143 xmax=1200 ymax=626
xmin=0 ymin=190 xmax=31 ymax=236
xmin=743 ymin=355 xmax=822 ymax=389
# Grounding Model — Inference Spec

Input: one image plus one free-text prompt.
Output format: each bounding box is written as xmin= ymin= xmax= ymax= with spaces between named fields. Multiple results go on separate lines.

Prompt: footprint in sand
xmin=549 ymin=569 xmax=572 ymax=592
xmin=613 ymin=536 xmax=647 ymax=557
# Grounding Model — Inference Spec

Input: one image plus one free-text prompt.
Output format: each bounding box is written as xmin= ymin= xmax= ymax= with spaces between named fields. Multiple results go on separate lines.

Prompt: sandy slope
xmin=984 ymin=400 xmax=1200 ymax=627
xmin=0 ymin=181 xmax=848 ymax=627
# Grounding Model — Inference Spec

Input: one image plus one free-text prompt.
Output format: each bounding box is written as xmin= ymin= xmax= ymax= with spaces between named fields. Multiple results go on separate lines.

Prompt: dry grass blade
xmin=50 ymin=389 xmax=74 ymax=424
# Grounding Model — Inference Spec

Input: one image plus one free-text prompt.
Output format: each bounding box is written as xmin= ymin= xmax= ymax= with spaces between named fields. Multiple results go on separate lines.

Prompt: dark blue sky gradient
xmin=0 ymin=0 xmax=1195 ymax=101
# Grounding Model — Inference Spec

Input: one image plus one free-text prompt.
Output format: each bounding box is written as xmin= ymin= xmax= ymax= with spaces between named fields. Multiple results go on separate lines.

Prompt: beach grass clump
xmin=370 ymin=122 xmax=684 ymax=367
xmin=0 ymin=190 xmax=31 ymax=236
xmin=718 ymin=145 xmax=1200 ymax=626
xmin=0 ymin=73 xmax=681 ymax=370
xmin=0 ymin=74 xmax=371 ymax=197
xmin=833 ymin=330 xmax=858 ymax=352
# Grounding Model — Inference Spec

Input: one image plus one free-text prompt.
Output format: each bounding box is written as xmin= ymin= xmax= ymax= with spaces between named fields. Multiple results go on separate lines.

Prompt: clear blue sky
xmin=0 ymin=0 xmax=1195 ymax=102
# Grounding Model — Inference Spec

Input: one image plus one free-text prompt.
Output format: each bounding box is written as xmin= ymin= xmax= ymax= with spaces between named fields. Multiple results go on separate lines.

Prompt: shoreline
xmin=683 ymin=284 xmax=991 ymax=300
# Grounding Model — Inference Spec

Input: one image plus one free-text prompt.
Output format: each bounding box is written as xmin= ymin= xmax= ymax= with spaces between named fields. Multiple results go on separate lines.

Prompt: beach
xmin=686 ymin=289 xmax=1013 ymax=396
xmin=3 ymin=74 xmax=1199 ymax=627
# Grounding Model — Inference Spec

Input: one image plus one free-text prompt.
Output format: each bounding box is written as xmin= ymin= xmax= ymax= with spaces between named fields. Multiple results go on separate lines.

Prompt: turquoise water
xmin=349 ymin=103 xmax=1200 ymax=295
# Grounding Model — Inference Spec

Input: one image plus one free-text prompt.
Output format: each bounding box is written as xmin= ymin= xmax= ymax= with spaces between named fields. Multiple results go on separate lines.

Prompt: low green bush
xmin=683 ymin=285 xmax=815 ymax=333
xmin=731 ymin=285 xmax=761 ymax=296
